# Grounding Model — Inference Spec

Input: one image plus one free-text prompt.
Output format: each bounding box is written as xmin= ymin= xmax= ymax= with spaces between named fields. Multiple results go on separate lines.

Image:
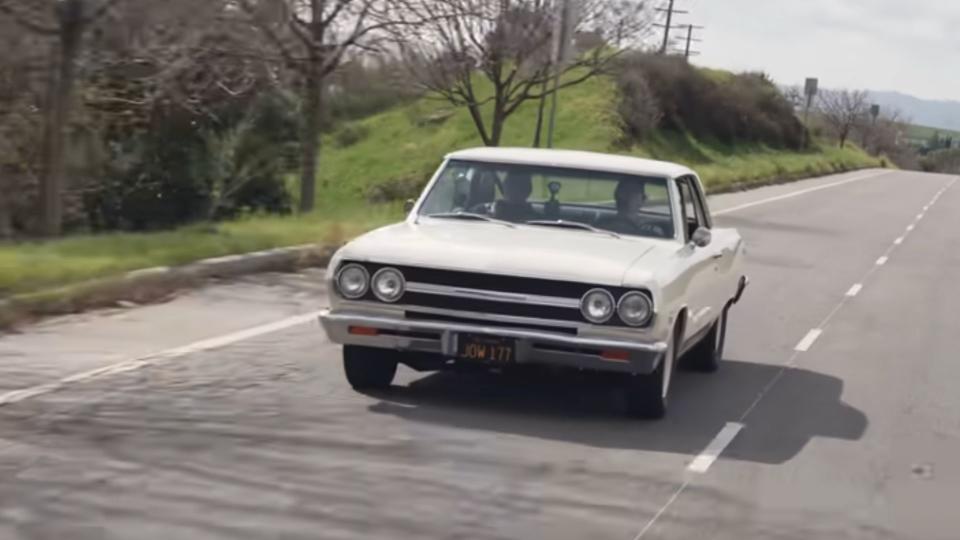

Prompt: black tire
xmin=624 ymin=363 xmax=667 ymax=419
xmin=624 ymin=328 xmax=677 ymax=420
xmin=681 ymin=308 xmax=727 ymax=373
xmin=343 ymin=346 xmax=398 ymax=390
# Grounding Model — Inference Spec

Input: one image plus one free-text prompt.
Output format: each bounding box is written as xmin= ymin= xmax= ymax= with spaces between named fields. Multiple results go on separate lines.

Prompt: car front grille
xmin=342 ymin=261 xmax=648 ymax=328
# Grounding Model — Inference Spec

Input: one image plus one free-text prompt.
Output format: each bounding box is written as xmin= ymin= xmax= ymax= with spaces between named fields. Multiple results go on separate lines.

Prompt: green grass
xmin=904 ymin=123 xmax=960 ymax=142
xmin=0 ymin=202 xmax=401 ymax=296
xmin=2 ymin=71 xmax=882 ymax=299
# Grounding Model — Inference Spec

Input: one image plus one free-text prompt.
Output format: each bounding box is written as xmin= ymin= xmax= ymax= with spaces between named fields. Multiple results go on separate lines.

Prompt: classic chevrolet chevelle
xmin=320 ymin=147 xmax=747 ymax=418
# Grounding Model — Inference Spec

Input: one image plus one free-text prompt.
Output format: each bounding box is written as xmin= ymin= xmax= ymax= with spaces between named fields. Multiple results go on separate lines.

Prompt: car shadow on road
xmin=368 ymin=359 xmax=868 ymax=465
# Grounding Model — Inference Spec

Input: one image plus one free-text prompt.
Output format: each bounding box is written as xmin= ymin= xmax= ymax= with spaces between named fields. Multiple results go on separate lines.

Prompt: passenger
xmin=492 ymin=170 xmax=540 ymax=222
xmin=598 ymin=180 xmax=667 ymax=237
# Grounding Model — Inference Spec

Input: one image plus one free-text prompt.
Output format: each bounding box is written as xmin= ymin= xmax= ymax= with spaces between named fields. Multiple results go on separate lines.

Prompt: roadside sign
xmin=804 ymin=78 xmax=819 ymax=97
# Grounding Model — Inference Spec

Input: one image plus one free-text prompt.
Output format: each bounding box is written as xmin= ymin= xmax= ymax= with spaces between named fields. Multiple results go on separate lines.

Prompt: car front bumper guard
xmin=319 ymin=310 xmax=668 ymax=375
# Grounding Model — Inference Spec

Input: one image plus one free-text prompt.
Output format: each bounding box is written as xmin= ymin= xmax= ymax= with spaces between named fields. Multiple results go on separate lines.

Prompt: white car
xmin=320 ymin=147 xmax=747 ymax=418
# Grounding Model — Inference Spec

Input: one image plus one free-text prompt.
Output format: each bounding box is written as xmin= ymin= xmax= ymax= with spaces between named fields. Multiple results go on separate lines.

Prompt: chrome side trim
xmin=406 ymin=282 xmax=580 ymax=309
xmin=401 ymin=305 xmax=579 ymax=329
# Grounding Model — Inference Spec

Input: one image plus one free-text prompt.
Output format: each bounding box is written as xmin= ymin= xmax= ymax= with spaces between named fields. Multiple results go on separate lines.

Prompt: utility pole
xmin=675 ymin=24 xmax=703 ymax=61
xmin=545 ymin=0 xmax=572 ymax=148
xmin=802 ymin=77 xmax=819 ymax=148
xmin=656 ymin=0 xmax=687 ymax=54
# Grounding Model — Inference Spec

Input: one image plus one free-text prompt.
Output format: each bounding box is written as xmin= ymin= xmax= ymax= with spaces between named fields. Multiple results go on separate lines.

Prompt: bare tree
xmin=817 ymin=88 xmax=869 ymax=149
xmin=0 ymin=0 xmax=128 ymax=236
xmin=397 ymin=0 xmax=652 ymax=147
xmin=237 ymin=0 xmax=402 ymax=213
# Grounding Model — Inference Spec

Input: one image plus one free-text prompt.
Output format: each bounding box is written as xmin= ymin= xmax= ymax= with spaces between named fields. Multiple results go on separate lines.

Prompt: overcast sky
xmin=677 ymin=0 xmax=959 ymax=101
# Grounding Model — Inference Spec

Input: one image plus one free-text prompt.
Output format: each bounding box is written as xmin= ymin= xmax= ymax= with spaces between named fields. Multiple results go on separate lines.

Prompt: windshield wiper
xmin=426 ymin=212 xmax=516 ymax=228
xmin=525 ymin=220 xmax=620 ymax=238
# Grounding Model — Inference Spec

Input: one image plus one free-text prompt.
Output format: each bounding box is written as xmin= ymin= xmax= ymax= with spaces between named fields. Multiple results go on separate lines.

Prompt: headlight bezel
xmin=580 ymin=288 xmax=616 ymax=324
xmin=617 ymin=290 xmax=654 ymax=327
xmin=335 ymin=263 xmax=370 ymax=299
xmin=371 ymin=267 xmax=406 ymax=303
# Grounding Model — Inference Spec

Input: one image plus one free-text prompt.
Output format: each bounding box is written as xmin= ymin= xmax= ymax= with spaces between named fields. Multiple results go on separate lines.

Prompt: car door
xmin=675 ymin=175 xmax=722 ymax=347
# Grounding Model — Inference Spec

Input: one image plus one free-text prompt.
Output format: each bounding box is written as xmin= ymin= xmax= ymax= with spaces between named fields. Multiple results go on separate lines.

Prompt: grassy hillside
xmin=315 ymin=74 xmax=881 ymax=205
xmin=3 ymin=69 xmax=882 ymax=301
xmin=905 ymin=123 xmax=960 ymax=141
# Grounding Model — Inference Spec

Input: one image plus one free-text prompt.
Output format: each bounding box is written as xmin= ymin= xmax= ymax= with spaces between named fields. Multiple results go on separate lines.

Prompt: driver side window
xmin=676 ymin=177 xmax=708 ymax=241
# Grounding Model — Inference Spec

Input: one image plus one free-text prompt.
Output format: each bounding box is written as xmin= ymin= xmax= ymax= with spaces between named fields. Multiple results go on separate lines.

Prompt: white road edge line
xmin=0 ymin=310 xmax=324 ymax=407
xmin=876 ymin=256 xmax=889 ymax=266
xmin=713 ymin=170 xmax=889 ymax=216
xmin=687 ymin=422 xmax=745 ymax=474
xmin=845 ymin=283 xmax=863 ymax=297
xmin=794 ymin=329 xmax=823 ymax=352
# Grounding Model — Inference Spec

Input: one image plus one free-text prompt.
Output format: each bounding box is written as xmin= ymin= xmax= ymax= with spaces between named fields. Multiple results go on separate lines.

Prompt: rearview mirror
xmin=404 ymin=199 xmax=415 ymax=213
xmin=691 ymin=227 xmax=712 ymax=248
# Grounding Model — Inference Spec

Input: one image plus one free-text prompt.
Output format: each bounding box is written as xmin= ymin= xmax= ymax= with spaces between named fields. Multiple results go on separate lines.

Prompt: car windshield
xmin=418 ymin=159 xmax=675 ymax=239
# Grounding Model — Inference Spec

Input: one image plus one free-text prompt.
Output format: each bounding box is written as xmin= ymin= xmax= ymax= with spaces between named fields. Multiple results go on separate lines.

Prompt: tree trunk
xmin=0 ymin=177 xmax=11 ymax=239
xmin=489 ymin=89 xmax=506 ymax=147
xmin=299 ymin=63 xmax=322 ymax=213
xmin=532 ymin=78 xmax=550 ymax=147
xmin=465 ymin=103 xmax=492 ymax=146
xmin=38 ymin=0 xmax=84 ymax=237
xmin=490 ymin=108 xmax=505 ymax=147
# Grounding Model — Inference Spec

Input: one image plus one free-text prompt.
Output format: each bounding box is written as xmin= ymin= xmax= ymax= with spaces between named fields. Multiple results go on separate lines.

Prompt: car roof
xmin=445 ymin=147 xmax=695 ymax=179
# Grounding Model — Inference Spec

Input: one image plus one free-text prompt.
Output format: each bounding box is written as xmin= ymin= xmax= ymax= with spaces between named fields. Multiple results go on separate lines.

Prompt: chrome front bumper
xmin=319 ymin=310 xmax=669 ymax=374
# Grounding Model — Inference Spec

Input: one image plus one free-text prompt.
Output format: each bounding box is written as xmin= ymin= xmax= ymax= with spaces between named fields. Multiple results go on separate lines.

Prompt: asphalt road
xmin=1 ymin=169 xmax=958 ymax=540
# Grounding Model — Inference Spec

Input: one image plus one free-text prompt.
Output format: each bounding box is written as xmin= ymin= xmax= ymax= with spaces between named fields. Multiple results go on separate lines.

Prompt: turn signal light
xmin=601 ymin=350 xmax=630 ymax=362
xmin=349 ymin=326 xmax=379 ymax=336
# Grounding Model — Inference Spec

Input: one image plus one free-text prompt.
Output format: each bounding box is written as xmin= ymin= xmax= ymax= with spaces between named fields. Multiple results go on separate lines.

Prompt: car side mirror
xmin=691 ymin=227 xmax=712 ymax=248
xmin=404 ymin=199 xmax=415 ymax=213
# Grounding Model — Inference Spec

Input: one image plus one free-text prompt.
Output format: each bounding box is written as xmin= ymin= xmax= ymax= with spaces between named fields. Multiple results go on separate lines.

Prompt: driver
xmin=492 ymin=170 xmax=540 ymax=222
xmin=598 ymin=180 xmax=667 ymax=237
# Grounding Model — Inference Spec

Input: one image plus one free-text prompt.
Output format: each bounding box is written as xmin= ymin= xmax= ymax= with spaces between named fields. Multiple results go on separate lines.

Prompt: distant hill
xmin=868 ymin=90 xmax=960 ymax=132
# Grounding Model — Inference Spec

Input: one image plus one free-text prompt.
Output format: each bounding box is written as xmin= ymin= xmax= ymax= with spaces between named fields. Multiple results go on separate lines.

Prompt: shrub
xmin=616 ymin=68 xmax=662 ymax=144
xmin=333 ymin=124 xmax=370 ymax=148
xmin=366 ymin=173 xmax=430 ymax=203
xmin=614 ymin=53 xmax=807 ymax=150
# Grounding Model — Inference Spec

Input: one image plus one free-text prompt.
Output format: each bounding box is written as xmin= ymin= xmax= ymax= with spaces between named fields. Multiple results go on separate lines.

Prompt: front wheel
xmin=343 ymin=345 xmax=398 ymax=390
xmin=681 ymin=308 xmax=727 ymax=373
xmin=624 ymin=362 xmax=667 ymax=419
xmin=624 ymin=329 xmax=677 ymax=419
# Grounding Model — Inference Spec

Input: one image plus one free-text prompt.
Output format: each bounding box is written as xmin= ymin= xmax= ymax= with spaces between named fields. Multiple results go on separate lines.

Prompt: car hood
xmin=336 ymin=219 xmax=678 ymax=287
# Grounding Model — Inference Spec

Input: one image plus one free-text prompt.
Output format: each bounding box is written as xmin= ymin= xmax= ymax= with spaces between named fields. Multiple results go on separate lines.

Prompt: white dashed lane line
xmin=846 ymin=283 xmax=863 ymax=297
xmin=687 ymin=422 xmax=745 ymax=474
xmin=794 ymin=328 xmax=824 ymax=352
xmin=876 ymin=256 xmax=889 ymax=266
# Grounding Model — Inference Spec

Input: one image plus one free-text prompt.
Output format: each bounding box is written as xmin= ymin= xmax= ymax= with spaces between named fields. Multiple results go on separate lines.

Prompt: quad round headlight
xmin=580 ymin=288 xmax=615 ymax=324
xmin=372 ymin=267 xmax=405 ymax=303
xmin=618 ymin=291 xmax=653 ymax=327
xmin=336 ymin=263 xmax=369 ymax=299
